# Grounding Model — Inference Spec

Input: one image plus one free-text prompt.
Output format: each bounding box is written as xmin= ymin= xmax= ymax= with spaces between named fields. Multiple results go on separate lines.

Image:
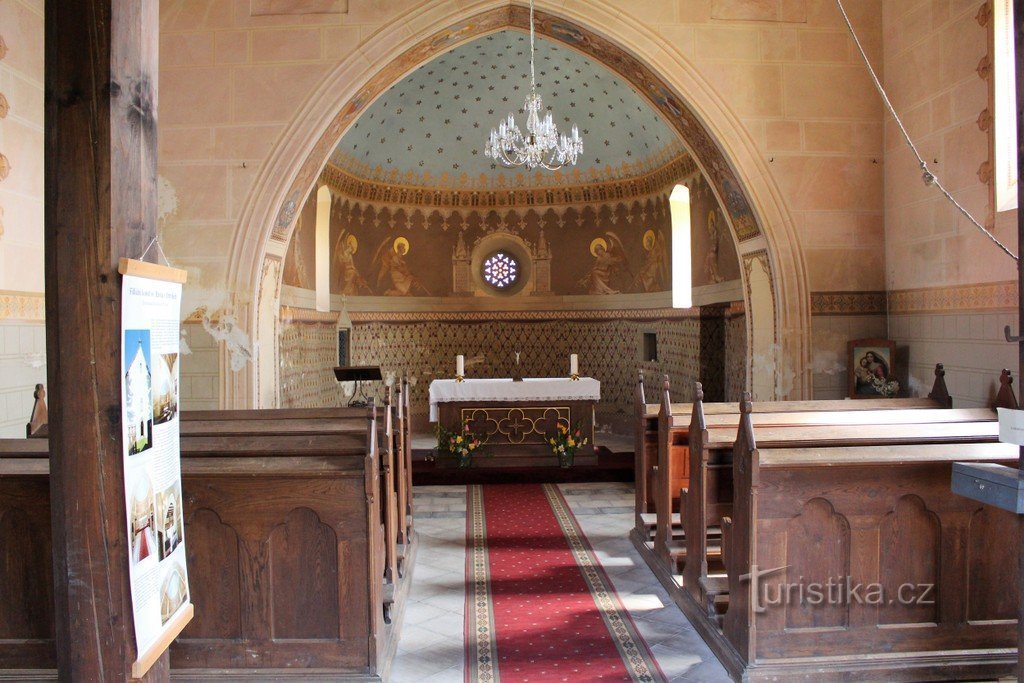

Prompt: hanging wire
xmin=137 ymin=234 xmax=173 ymax=266
xmin=835 ymin=0 xmax=1019 ymax=262
xmin=529 ymin=0 xmax=536 ymax=92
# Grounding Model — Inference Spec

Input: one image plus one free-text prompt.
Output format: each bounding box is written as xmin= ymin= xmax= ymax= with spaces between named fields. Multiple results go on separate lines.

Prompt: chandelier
xmin=484 ymin=0 xmax=583 ymax=171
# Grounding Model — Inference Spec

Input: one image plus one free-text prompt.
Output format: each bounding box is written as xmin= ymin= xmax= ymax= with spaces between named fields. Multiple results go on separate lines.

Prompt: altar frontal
xmin=429 ymin=377 xmax=600 ymax=468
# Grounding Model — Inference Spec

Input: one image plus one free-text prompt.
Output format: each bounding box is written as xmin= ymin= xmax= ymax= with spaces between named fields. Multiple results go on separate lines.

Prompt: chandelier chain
xmin=835 ymin=0 xmax=1018 ymax=262
xmin=483 ymin=0 xmax=583 ymax=171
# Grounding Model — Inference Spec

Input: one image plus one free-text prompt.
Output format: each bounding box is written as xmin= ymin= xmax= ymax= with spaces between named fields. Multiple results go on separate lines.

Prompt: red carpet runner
xmin=465 ymin=483 xmax=664 ymax=682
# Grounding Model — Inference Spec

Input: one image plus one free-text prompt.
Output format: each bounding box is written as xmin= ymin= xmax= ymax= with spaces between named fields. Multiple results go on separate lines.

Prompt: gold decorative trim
xmin=811 ymin=291 xmax=887 ymax=316
xmin=461 ymin=406 xmax=570 ymax=445
xmin=888 ymin=281 xmax=1018 ymax=314
xmin=280 ymin=306 xmax=340 ymax=324
xmin=0 ymin=290 xmax=45 ymax=321
xmin=347 ymin=307 xmax=703 ymax=323
xmin=321 ymin=146 xmax=695 ymax=209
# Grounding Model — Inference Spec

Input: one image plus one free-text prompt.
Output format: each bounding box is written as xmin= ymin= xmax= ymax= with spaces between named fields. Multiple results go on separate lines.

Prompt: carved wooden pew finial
xmin=928 ymin=363 xmax=953 ymax=409
xmin=995 ymin=368 xmax=1019 ymax=409
xmin=26 ymin=383 xmax=48 ymax=438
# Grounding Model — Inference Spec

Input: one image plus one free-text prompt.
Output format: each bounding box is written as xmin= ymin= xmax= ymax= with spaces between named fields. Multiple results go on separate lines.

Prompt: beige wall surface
xmin=0 ymin=0 xmax=43 ymax=295
xmin=883 ymin=0 xmax=1019 ymax=408
xmin=157 ymin=0 xmax=885 ymax=302
xmin=0 ymin=1 xmax=45 ymax=433
xmin=155 ymin=0 xmax=892 ymax=405
xmin=7 ymin=1 xmax=1016 ymax=412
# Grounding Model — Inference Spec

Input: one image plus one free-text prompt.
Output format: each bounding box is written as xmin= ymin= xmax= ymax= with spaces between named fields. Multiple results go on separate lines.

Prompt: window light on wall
xmin=994 ymin=0 xmax=1018 ymax=212
xmin=315 ymin=185 xmax=332 ymax=312
xmin=669 ymin=183 xmax=692 ymax=309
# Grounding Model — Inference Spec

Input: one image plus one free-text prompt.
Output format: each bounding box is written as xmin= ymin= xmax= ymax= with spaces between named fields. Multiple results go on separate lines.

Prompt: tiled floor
xmin=392 ymin=483 xmax=730 ymax=682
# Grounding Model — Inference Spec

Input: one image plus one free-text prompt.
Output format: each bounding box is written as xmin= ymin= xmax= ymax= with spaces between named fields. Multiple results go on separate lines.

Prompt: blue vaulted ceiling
xmin=330 ymin=30 xmax=685 ymax=188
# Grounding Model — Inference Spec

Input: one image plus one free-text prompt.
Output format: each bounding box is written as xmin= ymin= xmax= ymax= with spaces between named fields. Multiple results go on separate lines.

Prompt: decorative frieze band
xmin=0 ymin=290 xmax=45 ymax=321
xmin=320 ymin=153 xmax=697 ymax=210
xmin=346 ymin=307 xmax=706 ymax=324
xmin=887 ymin=281 xmax=1017 ymax=314
xmin=810 ymin=291 xmax=887 ymax=316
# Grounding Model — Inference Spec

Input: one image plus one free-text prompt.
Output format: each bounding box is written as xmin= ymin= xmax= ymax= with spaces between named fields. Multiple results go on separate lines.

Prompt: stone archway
xmin=227 ymin=1 xmax=810 ymax=407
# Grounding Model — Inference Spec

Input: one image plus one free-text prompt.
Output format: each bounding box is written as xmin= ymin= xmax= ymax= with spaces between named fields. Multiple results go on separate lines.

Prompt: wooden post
xmin=44 ymin=1 xmax=166 ymax=680
xmin=1015 ymin=0 xmax=1024 ymax=675
xmin=1015 ymin=0 xmax=1024 ymax=676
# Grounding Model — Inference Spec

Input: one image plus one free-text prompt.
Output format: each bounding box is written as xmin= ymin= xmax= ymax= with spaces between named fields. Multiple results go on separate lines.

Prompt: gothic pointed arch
xmin=230 ymin=1 xmax=809 ymax=406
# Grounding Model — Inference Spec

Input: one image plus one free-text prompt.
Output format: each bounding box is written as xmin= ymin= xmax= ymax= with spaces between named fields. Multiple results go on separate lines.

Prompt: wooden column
xmin=1016 ymin=0 xmax=1024 ymax=675
xmin=44 ymin=1 xmax=166 ymax=680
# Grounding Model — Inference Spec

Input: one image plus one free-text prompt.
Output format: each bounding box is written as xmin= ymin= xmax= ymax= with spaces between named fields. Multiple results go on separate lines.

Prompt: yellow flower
xmin=469 ymin=442 xmax=476 ymax=450
xmin=549 ymin=438 xmax=556 ymax=445
xmin=567 ymin=438 xmax=575 ymax=447
xmin=456 ymin=436 xmax=463 ymax=444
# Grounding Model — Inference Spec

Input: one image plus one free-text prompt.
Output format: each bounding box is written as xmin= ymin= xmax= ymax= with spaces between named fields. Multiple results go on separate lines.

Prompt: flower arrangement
xmin=435 ymin=420 xmax=485 ymax=468
xmin=548 ymin=421 xmax=589 ymax=468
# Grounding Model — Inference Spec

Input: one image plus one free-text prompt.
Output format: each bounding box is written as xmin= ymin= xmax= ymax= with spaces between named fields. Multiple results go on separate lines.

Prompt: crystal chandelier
xmin=484 ymin=0 xmax=583 ymax=171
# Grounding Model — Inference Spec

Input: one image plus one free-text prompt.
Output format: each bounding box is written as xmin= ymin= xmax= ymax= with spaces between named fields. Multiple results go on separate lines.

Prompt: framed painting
xmin=848 ymin=338 xmax=899 ymax=399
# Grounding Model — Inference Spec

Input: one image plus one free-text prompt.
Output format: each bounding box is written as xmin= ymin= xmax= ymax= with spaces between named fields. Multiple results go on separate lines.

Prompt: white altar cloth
xmin=428 ymin=377 xmax=600 ymax=422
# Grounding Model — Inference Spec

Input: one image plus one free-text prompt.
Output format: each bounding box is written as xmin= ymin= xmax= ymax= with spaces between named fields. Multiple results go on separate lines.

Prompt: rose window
xmin=482 ymin=252 xmax=519 ymax=289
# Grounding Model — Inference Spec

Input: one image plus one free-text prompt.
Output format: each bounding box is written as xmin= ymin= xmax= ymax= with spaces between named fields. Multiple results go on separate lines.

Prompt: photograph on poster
xmin=124 ymin=329 xmax=154 ymax=455
xmin=157 ymin=481 xmax=184 ymax=560
xmin=129 ymin=474 xmax=156 ymax=566
xmin=160 ymin=562 xmax=189 ymax=625
xmin=153 ymin=352 xmax=179 ymax=426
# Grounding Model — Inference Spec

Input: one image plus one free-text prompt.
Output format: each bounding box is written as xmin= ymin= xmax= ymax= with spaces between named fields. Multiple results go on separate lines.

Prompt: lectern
xmin=334 ymin=365 xmax=383 ymax=407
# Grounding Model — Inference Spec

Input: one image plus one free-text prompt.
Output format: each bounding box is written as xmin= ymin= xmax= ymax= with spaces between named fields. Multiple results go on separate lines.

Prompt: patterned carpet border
xmin=465 ymin=483 xmax=665 ymax=683
xmin=465 ymin=484 xmax=499 ymax=682
xmin=542 ymin=483 xmax=665 ymax=682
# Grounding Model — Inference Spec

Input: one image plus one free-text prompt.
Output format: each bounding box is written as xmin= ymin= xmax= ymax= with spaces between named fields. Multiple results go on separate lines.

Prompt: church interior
xmin=1 ymin=0 xmax=1023 ymax=680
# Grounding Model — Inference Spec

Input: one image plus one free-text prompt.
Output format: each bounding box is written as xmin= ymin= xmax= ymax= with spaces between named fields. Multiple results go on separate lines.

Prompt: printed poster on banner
xmin=120 ymin=265 xmax=192 ymax=666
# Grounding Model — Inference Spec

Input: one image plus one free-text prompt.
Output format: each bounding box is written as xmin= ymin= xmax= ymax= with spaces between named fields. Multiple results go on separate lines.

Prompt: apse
xmin=278 ymin=30 xmax=745 ymax=430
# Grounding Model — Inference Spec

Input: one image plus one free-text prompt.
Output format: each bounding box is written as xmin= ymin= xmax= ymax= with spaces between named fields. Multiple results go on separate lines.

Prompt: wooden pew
xmin=0 ymin=406 xmax=413 ymax=680
xmin=632 ymin=365 xmax=953 ymax=553
xmin=703 ymin=399 xmax=1018 ymax=681
xmin=678 ymin=368 xmax=1022 ymax=614
xmin=684 ymin=398 xmax=999 ymax=618
xmin=647 ymin=372 xmax=951 ymax=575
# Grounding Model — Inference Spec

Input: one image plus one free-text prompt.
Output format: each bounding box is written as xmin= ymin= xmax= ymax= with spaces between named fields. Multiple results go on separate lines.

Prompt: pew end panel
xmin=723 ymin=441 xmax=1020 ymax=681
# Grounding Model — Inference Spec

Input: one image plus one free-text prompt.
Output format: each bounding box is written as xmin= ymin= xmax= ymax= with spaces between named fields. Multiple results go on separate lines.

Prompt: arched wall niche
xmin=229 ymin=1 xmax=809 ymax=407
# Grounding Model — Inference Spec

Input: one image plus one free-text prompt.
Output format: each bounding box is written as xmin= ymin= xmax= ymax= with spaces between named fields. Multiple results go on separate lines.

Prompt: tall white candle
xmin=457 ymin=354 xmax=464 ymax=377
xmin=570 ymin=354 xmax=578 ymax=375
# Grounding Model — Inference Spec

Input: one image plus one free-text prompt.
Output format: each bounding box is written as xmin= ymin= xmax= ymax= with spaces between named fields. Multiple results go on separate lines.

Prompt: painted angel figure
xmin=373 ymin=236 xmax=430 ymax=296
xmin=332 ymin=230 xmax=370 ymax=295
xmin=580 ymin=231 xmax=630 ymax=295
xmin=636 ymin=228 xmax=669 ymax=292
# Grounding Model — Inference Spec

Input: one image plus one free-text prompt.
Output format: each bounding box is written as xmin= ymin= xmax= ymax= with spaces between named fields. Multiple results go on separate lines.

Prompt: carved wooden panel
xmin=270 ymin=507 xmax=340 ymax=640
xmin=879 ymin=495 xmax=939 ymax=625
xmin=784 ymin=498 xmax=850 ymax=630
xmin=967 ymin=505 xmax=1019 ymax=622
xmin=0 ymin=506 xmax=53 ymax=639
xmin=183 ymin=508 xmax=241 ymax=639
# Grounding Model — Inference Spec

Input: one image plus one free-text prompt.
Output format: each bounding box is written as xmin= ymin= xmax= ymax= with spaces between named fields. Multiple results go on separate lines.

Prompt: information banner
xmin=119 ymin=259 xmax=193 ymax=677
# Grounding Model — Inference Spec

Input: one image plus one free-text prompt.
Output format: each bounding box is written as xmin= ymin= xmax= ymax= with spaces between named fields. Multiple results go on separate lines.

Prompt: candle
xmin=570 ymin=354 xmax=578 ymax=375
xmin=456 ymin=355 xmax=464 ymax=377
xmin=515 ymin=351 xmax=520 ymax=365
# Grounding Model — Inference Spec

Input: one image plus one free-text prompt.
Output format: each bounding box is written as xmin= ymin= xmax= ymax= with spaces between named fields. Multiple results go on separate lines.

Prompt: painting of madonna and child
xmin=848 ymin=338 xmax=900 ymax=399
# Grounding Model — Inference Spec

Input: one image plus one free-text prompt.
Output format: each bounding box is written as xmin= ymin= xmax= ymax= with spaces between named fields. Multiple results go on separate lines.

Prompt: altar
xmin=428 ymin=377 xmax=600 ymax=467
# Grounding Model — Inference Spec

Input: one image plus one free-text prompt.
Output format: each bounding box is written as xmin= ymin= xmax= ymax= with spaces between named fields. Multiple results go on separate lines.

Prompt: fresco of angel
xmin=635 ymin=228 xmax=669 ymax=292
xmin=580 ymin=231 xmax=630 ymax=295
xmin=332 ymin=230 xmax=370 ymax=295
xmin=373 ymin=236 xmax=430 ymax=296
